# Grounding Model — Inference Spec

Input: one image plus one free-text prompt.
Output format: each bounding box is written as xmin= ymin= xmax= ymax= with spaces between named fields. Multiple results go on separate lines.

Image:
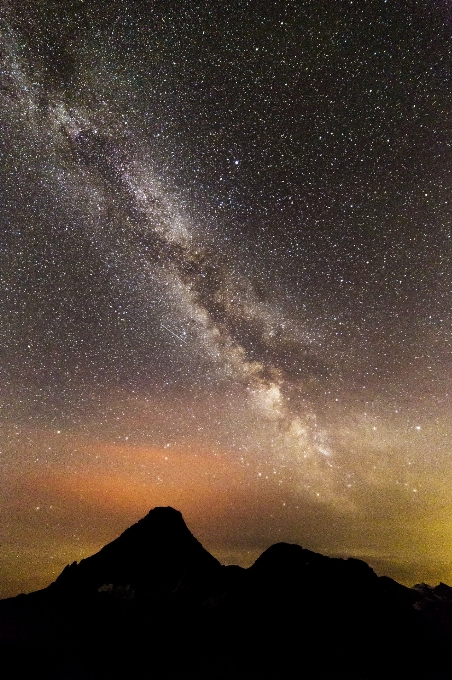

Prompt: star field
xmin=0 ymin=0 xmax=451 ymax=597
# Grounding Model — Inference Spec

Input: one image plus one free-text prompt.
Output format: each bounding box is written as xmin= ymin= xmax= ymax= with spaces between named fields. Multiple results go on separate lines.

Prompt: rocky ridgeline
xmin=1 ymin=507 xmax=451 ymax=679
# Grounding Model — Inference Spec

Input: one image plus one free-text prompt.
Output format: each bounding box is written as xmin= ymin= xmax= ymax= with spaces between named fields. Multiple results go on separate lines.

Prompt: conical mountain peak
xmin=52 ymin=506 xmax=220 ymax=594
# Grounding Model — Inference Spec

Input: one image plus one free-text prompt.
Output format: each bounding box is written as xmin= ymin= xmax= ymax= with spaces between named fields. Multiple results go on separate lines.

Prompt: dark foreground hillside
xmin=1 ymin=507 xmax=452 ymax=679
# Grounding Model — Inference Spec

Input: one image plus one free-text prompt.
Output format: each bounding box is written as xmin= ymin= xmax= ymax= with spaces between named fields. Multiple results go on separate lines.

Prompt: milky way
xmin=1 ymin=0 xmax=451 ymax=597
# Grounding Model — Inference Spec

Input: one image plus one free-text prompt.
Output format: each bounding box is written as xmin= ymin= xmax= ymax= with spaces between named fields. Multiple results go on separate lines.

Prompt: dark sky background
xmin=1 ymin=0 xmax=451 ymax=598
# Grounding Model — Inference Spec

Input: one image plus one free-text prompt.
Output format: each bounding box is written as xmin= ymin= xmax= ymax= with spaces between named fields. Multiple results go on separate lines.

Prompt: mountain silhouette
xmin=1 ymin=506 xmax=452 ymax=680
xmin=51 ymin=506 xmax=221 ymax=596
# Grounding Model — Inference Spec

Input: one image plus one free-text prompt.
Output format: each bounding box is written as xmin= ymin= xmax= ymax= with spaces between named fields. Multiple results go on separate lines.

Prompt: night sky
xmin=1 ymin=0 xmax=451 ymax=598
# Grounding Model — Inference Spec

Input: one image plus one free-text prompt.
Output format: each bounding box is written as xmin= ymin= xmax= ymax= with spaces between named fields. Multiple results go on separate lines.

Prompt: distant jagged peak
xmin=413 ymin=581 xmax=452 ymax=602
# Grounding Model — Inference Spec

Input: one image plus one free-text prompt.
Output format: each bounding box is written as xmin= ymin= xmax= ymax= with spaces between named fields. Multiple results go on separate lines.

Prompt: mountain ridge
xmin=1 ymin=506 xmax=452 ymax=679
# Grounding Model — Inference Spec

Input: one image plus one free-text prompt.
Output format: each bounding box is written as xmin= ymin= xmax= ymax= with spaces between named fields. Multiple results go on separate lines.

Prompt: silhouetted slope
xmin=50 ymin=506 xmax=221 ymax=596
xmin=205 ymin=543 xmax=442 ymax=679
xmin=1 ymin=507 xmax=452 ymax=680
